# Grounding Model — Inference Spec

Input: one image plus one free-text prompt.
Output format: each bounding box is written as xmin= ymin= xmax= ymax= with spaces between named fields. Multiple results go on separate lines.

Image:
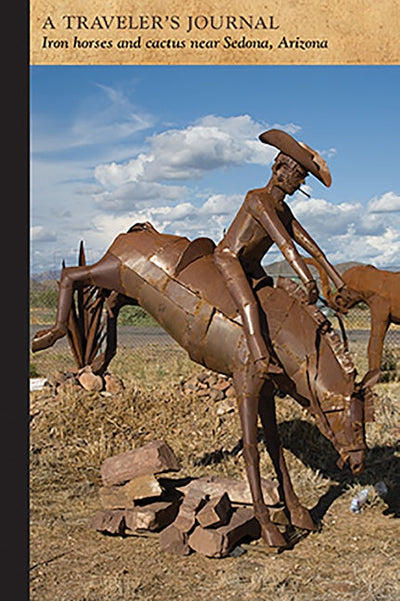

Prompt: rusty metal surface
xmin=31 ymin=129 xmax=381 ymax=550
xmin=306 ymin=257 xmax=400 ymax=374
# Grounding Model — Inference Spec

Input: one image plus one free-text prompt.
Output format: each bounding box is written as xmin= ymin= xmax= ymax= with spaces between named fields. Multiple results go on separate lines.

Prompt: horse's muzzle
xmin=348 ymin=449 xmax=366 ymax=475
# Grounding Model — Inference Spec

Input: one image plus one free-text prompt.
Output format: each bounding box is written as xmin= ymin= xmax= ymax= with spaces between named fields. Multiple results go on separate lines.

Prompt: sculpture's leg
xmin=32 ymin=253 xmax=123 ymax=352
xmin=214 ymin=247 xmax=282 ymax=375
xmin=233 ymin=363 xmax=286 ymax=548
xmin=366 ymin=303 xmax=389 ymax=372
xmin=258 ymin=383 xmax=316 ymax=531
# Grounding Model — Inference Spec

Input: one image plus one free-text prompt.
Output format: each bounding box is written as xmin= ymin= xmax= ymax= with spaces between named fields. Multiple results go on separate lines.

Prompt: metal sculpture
xmin=214 ymin=129 xmax=354 ymax=376
xmin=32 ymin=130 xmax=379 ymax=549
xmin=305 ymin=258 xmax=400 ymax=373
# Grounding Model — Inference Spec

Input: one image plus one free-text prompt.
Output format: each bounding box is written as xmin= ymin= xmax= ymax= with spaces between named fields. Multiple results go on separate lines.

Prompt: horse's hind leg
xmin=258 ymin=384 xmax=316 ymax=531
xmin=32 ymin=253 xmax=122 ymax=352
xmin=233 ymin=363 xmax=286 ymax=548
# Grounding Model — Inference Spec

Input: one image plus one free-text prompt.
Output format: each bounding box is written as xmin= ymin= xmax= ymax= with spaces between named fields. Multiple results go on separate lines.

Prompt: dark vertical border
xmin=5 ymin=1 xmax=30 ymax=599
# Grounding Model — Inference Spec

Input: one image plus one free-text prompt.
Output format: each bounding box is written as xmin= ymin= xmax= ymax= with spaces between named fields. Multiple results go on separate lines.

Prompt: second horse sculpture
xmin=32 ymin=221 xmax=379 ymax=549
xmin=305 ymin=258 xmax=400 ymax=374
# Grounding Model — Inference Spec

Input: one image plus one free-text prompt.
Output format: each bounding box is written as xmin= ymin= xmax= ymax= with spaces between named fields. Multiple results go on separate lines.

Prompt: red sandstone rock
xmin=99 ymin=474 xmax=164 ymax=508
xmin=77 ymin=366 xmax=104 ymax=392
xmin=104 ymin=373 xmax=125 ymax=394
xmin=124 ymin=500 xmax=180 ymax=532
xmin=177 ymin=475 xmax=280 ymax=506
xmin=159 ymin=524 xmax=191 ymax=556
xmin=196 ymin=493 xmax=232 ymax=529
xmin=173 ymin=487 xmax=207 ymax=534
xmin=89 ymin=509 xmax=125 ymax=534
xmin=100 ymin=440 xmax=180 ymax=486
xmin=188 ymin=507 xmax=261 ymax=558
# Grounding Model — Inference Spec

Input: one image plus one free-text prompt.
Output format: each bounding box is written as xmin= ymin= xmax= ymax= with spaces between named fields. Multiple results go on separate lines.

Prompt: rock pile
xmin=181 ymin=370 xmax=237 ymax=415
xmin=90 ymin=440 xmax=288 ymax=558
xmin=42 ymin=367 xmax=126 ymax=395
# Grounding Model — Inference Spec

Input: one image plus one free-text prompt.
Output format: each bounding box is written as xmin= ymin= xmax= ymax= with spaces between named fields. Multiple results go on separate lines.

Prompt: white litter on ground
xmin=30 ymin=378 xmax=48 ymax=392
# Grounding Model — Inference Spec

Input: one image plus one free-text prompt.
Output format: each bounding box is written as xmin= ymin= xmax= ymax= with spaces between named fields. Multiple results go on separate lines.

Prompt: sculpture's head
xmin=309 ymin=365 xmax=380 ymax=476
xmin=259 ymin=129 xmax=332 ymax=194
xmin=271 ymin=153 xmax=308 ymax=195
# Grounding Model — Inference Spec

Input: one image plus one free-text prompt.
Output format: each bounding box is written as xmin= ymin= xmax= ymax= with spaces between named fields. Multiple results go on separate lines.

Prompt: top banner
xmin=30 ymin=0 xmax=400 ymax=65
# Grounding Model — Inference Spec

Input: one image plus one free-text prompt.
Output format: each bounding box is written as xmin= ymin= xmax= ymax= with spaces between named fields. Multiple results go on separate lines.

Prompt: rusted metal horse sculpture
xmin=305 ymin=258 xmax=400 ymax=374
xmin=32 ymin=222 xmax=378 ymax=549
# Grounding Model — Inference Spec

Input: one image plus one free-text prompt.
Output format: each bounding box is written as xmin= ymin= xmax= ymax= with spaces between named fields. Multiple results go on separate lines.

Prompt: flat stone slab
xmin=89 ymin=509 xmax=125 ymax=535
xmin=124 ymin=500 xmax=180 ymax=532
xmin=99 ymin=474 xmax=164 ymax=508
xmin=101 ymin=440 xmax=180 ymax=486
xmin=177 ymin=475 xmax=280 ymax=506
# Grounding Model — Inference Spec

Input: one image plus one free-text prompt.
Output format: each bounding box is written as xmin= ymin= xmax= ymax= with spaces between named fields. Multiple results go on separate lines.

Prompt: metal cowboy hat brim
xmin=259 ymin=129 xmax=332 ymax=187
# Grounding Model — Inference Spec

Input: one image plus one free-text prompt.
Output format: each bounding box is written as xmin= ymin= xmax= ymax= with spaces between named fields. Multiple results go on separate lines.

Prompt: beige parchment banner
xmin=30 ymin=0 xmax=400 ymax=65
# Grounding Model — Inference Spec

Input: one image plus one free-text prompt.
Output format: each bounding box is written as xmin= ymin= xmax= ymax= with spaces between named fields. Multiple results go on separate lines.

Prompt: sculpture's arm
xmin=291 ymin=218 xmax=346 ymax=291
xmin=247 ymin=195 xmax=318 ymax=302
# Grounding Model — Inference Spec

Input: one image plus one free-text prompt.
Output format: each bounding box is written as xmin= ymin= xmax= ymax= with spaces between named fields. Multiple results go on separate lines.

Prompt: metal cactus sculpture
xmin=64 ymin=242 xmax=107 ymax=371
xmin=32 ymin=130 xmax=379 ymax=549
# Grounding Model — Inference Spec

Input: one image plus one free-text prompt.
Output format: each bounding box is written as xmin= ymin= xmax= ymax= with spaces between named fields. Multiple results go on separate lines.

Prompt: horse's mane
xmin=276 ymin=277 xmax=355 ymax=375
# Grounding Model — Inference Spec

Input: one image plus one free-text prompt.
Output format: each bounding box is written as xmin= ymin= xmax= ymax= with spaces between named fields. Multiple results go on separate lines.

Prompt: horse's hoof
xmin=289 ymin=506 xmax=316 ymax=531
xmin=31 ymin=327 xmax=66 ymax=352
xmin=261 ymin=523 xmax=287 ymax=548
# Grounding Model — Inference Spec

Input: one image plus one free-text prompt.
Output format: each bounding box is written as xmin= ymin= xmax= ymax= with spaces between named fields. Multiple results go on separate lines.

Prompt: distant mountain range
xmin=30 ymin=259 xmax=399 ymax=285
xmin=263 ymin=259 xmax=399 ymax=278
xmin=31 ymin=269 xmax=62 ymax=283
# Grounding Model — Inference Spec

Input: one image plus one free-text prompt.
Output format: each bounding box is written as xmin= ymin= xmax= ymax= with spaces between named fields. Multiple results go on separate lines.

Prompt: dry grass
xmin=30 ymin=347 xmax=400 ymax=601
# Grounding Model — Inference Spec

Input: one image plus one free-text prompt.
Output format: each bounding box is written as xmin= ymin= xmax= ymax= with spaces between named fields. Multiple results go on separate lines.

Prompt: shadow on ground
xmin=194 ymin=417 xmax=400 ymax=525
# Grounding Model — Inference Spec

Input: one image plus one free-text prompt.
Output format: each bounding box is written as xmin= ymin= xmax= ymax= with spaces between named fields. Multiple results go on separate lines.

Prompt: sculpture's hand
xmin=305 ymin=279 xmax=319 ymax=304
xmin=331 ymin=286 xmax=356 ymax=313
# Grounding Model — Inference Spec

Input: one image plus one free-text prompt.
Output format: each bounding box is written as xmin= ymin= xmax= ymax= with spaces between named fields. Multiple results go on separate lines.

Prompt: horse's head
xmin=310 ymin=368 xmax=380 ymax=475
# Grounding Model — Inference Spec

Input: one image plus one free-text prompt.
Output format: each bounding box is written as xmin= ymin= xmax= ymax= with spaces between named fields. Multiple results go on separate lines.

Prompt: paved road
xmin=30 ymin=324 xmax=180 ymax=350
xmin=30 ymin=324 xmax=400 ymax=351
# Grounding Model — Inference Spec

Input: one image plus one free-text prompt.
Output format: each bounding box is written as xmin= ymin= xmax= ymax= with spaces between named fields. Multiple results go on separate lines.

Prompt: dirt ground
xmin=29 ymin=350 xmax=400 ymax=601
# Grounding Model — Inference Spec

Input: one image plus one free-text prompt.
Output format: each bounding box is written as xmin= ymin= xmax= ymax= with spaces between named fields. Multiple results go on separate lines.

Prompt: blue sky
xmin=30 ymin=65 xmax=400 ymax=274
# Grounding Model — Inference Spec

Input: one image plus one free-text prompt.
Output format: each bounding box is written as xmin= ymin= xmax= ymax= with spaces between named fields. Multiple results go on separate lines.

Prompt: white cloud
xmin=94 ymin=114 xmax=280 ymax=188
xmin=93 ymin=181 xmax=188 ymax=211
xmin=285 ymin=191 xmax=400 ymax=267
xmin=289 ymin=195 xmax=362 ymax=236
xmin=368 ymin=191 xmax=400 ymax=213
xmin=30 ymin=225 xmax=57 ymax=242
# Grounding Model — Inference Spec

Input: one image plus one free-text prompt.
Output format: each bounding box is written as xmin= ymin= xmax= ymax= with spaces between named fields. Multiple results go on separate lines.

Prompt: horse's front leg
xmin=258 ymin=385 xmax=315 ymax=531
xmin=32 ymin=253 xmax=122 ymax=352
xmin=233 ymin=364 xmax=286 ymax=548
xmin=366 ymin=302 xmax=390 ymax=372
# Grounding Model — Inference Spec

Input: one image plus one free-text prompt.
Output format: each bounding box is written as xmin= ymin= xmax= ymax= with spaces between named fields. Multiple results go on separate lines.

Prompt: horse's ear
xmin=360 ymin=369 xmax=381 ymax=390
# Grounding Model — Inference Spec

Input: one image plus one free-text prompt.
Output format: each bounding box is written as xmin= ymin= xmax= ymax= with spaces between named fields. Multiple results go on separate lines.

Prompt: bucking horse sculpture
xmin=32 ymin=130 xmax=379 ymax=549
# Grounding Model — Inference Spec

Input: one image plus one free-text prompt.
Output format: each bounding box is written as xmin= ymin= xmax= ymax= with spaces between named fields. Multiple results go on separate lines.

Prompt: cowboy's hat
xmin=259 ymin=129 xmax=332 ymax=187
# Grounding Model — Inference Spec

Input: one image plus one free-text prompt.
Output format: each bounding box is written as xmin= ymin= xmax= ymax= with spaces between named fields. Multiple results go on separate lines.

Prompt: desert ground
xmin=30 ymin=345 xmax=400 ymax=601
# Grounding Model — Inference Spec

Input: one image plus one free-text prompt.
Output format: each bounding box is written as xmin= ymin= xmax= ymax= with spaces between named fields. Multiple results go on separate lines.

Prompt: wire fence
xmin=30 ymin=281 xmax=400 ymax=382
